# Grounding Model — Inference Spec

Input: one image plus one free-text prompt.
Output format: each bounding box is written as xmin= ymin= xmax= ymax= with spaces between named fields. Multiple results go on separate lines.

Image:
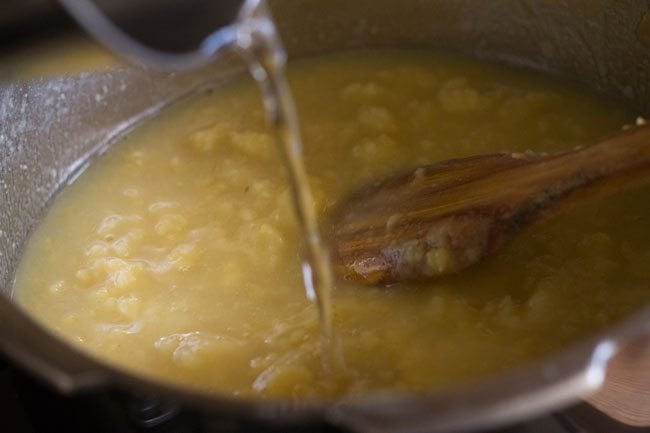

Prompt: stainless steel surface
xmin=0 ymin=1 xmax=649 ymax=432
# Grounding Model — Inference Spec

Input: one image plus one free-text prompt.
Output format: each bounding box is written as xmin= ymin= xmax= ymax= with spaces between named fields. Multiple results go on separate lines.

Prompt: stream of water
xmin=232 ymin=0 xmax=339 ymax=369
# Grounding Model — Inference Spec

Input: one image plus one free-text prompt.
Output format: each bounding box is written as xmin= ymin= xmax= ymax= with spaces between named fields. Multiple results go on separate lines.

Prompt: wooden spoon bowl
xmin=331 ymin=123 xmax=650 ymax=286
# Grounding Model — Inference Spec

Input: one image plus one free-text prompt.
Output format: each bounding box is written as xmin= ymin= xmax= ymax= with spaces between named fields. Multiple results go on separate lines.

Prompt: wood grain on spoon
xmin=331 ymin=123 xmax=650 ymax=286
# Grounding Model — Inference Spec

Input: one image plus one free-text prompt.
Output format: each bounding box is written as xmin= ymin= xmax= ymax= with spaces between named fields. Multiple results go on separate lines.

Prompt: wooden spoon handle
xmin=506 ymin=123 xmax=650 ymax=202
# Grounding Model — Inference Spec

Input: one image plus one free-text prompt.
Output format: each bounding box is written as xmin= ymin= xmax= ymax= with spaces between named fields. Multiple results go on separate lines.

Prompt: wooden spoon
xmin=330 ymin=123 xmax=650 ymax=286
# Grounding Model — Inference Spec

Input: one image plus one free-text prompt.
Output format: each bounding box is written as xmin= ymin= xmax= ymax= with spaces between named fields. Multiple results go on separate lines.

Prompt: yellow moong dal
xmin=14 ymin=50 xmax=650 ymax=400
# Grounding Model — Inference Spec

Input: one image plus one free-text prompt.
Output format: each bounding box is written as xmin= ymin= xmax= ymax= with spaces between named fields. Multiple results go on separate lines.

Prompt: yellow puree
xmin=14 ymin=51 xmax=650 ymax=400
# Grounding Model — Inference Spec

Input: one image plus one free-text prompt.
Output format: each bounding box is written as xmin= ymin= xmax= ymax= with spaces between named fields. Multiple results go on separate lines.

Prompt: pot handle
xmin=0 ymin=297 xmax=108 ymax=393
xmin=58 ymin=0 xmax=252 ymax=71
xmin=586 ymin=336 xmax=650 ymax=426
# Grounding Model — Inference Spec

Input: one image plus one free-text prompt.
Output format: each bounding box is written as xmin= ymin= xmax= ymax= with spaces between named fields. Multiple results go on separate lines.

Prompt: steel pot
xmin=1 ymin=1 xmax=650 ymax=432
